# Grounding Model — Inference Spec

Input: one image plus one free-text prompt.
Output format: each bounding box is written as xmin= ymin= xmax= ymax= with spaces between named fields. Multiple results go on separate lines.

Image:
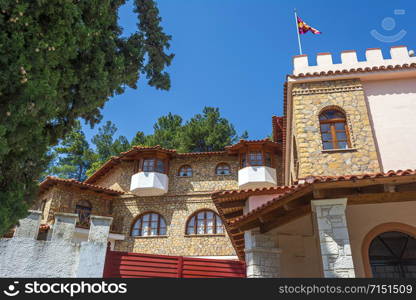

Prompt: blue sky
xmin=82 ymin=0 xmax=416 ymax=143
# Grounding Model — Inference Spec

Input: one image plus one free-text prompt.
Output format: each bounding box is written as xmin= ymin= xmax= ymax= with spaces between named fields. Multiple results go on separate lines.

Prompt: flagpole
xmin=294 ymin=8 xmax=303 ymax=55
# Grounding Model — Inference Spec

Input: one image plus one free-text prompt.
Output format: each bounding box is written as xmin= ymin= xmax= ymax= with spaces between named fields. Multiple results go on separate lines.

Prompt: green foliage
xmin=179 ymin=107 xmax=241 ymax=152
xmin=145 ymin=113 xmax=183 ymax=149
xmin=86 ymin=121 xmax=130 ymax=177
xmin=48 ymin=120 xmax=94 ymax=181
xmin=48 ymin=107 xmax=248 ymax=180
xmin=0 ymin=0 xmax=173 ymax=235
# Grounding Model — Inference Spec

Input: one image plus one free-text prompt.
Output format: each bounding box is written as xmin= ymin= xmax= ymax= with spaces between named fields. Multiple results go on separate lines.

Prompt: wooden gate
xmin=103 ymin=249 xmax=246 ymax=278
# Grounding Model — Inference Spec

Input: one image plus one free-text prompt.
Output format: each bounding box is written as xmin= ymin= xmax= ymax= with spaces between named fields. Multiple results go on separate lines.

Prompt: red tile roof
xmin=85 ymin=139 xmax=279 ymax=184
xmin=176 ymin=151 xmax=228 ymax=157
xmin=225 ymin=138 xmax=281 ymax=152
xmin=230 ymin=169 xmax=416 ymax=226
xmin=212 ymin=185 xmax=295 ymax=201
xmin=40 ymin=176 xmax=125 ymax=196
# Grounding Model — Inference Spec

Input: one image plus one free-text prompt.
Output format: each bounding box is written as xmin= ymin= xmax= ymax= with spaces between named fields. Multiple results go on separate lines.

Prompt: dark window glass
xmin=369 ymin=231 xmax=416 ymax=278
xmin=178 ymin=165 xmax=193 ymax=177
xmin=216 ymin=163 xmax=231 ymax=175
xmin=319 ymin=109 xmax=350 ymax=150
xmin=142 ymin=158 xmax=165 ymax=173
xmin=75 ymin=200 xmax=92 ymax=227
xmin=249 ymin=151 xmax=263 ymax=166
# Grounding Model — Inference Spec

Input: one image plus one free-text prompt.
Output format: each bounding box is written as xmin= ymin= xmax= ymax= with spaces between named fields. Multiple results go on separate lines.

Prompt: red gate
xmin=103 ymin=249 xmax=246 ymax=278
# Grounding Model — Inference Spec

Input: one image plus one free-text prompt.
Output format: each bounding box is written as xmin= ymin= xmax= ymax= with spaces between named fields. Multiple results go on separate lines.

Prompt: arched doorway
xmin=369 ymin=231 xmax=416 ymax=278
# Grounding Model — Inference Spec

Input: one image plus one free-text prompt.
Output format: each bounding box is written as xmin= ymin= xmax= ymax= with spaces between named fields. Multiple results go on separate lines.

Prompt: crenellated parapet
xmin=293 ymin=46 xmax=416 ymax=77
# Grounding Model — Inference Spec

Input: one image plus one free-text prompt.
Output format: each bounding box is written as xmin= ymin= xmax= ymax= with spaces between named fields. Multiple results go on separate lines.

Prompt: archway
xmin=368 ymin=231 xmax=416 ymax=278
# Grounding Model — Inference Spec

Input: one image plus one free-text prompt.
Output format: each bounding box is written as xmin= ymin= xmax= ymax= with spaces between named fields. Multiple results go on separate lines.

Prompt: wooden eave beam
xmin=232 ymin=185 xmax=313 ymax=229
xmin=217 ymin=200 xmax=246 ymax=209
xmin=348 ymin=191 xmax=416 ymax=205
xmin=223 ymin=210 xmax=244 ymax=219
xmin=260 ymin=205 xmax=311 ymax=233
xmin=313 ymin=175 xmax=416 ymax=190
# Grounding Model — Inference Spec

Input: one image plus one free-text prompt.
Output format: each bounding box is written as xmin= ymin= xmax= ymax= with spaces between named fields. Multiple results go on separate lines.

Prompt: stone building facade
xmin=214 ymin=45 xmax=416 ymax=278
xmin=34 ymin=140 xmax=283 ymax=259
xmin=291 ymin=79 xmax=380 ymax=179
xmin=20 ymin=45 xmax=416 ymax=278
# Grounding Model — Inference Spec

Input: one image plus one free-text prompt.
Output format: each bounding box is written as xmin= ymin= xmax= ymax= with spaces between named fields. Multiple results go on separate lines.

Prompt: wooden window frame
xmin=185 ymin=210 xmax=224 ymax=235
xmin=319 ymin=109 xmax=351 ymax=150
xmin=239 ymin=147 xmax=275 ymax=169
xmin=178 ymin=165 xmax=193 ymax=177
xmin=131 ymin=212 xmax=167 ymax=237
xmin=215 ymin=163 xmax=231 ymax=175
xmin=75 ymin=200 xmax=92 ymax=227
xmin=134 ymin=157 xmax=168 ymax=174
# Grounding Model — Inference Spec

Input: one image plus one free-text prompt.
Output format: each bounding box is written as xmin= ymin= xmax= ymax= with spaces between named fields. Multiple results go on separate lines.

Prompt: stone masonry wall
xmin=35 ymin=186 xmax=111 ymax=225
xmin=37 ymin=153 xmax=282 ymax=257
xmin=93 ymin=154 xmax=240 ymax=194
xmin=292 ymin=79 xmax=380 ymax=178
xmin=112 ymin=194 xmax=236 ymax=256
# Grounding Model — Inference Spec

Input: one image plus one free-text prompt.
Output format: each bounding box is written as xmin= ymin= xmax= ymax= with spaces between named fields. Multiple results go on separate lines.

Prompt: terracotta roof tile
xmin=231 ymin=169 xmax=416 ymax=226
xmin=230 ymin=184 xmax=309 ymax=225
xmin=40 ymin=176 xmax=125 ymax=196
xmin=212 ymin=185 xmax=295 ymax=201
xmin=85 ymin=139 xmax=281 ymax=184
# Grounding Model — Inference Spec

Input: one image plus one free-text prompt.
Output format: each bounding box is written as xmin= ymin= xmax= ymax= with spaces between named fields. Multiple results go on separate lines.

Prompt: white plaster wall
xmin=363 ymin=78 xmax=416 ymax=171
xmin=130 ymin=172 xmax=169 ymax=196
xmin=0 ymin=238 xmax=79 ymax=278
xmin=271 ymin=214 xmax=323 ymax=277
xmin=347 ymin=201 xmax=416 ymax=277
xmin=238 ymin=166 xmax=277 ymax=189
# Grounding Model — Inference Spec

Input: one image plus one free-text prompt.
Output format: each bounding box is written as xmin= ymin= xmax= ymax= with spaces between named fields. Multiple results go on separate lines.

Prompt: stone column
xmin=312 ymin=198 xmax=355 ymax=278
xmin=52 ymin=213 xmax=78 ymax=241
xmin=244 ymin=229 xmax=281 ymax=278
xmin=76 ymin=215 xmax=113 ymax=278
xmin=14 ymin=210 xmax=42 ymax=239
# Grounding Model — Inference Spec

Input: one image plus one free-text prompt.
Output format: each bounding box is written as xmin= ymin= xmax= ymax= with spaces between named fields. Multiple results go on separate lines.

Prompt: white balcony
xmin=130 ymin=172 xmax=169 ymax=196
xmin=238 ymin=166 xmax=277 ymax=190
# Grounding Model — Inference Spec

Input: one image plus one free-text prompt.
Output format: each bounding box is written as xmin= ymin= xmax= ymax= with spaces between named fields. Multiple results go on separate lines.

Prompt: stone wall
xmin=291 ymin=79 xmax=380 ymax=178
xmin=36 ymin=153 xmax=283 ymax=258
xmin=113 ymin=194 xmax=236 ymax=256
xmin=36 ymin=185 xmax=111 ymax=225
xmin=93 ymin=154 xmax=240 ymax=194
xmin=312 ymin=199 xmax=355 ymax=278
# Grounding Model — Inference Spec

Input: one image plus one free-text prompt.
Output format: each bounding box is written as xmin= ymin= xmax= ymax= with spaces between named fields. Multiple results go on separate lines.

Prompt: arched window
xmin=369 ymin=231 xmax=416 ymax=278
xmin=216 ymin=163 xmax=231 ymax=175
xmin=178 ymin=165 xmax=193 ymax=177
xmin=131 ymin=212 xmax=167 ymax=237
xmin=319 ymin=108 xmax=351 ymax=150
xmin=186 ymin=210 xmax=224 ymax=235
xmin=75 ymin=200 xmax=92 ymax=227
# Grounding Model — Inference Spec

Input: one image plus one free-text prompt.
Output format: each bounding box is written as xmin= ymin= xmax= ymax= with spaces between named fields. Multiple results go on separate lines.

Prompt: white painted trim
xmin=311 ymin=198 xmax=347 ymax=211
xmin=73 ymin=227 xmax=125 ymax=240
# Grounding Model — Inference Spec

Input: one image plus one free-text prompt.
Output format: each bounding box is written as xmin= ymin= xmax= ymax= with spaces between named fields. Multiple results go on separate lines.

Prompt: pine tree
xmin=179 ymin=107 xmax=241 ymax=152
xmin=0 ymin=0 xmax=173 ymax=234
xmin=86 ymin=121 xmax=130 ymax=177
xmin=47 ymin=120 xmax=93 ymax=181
